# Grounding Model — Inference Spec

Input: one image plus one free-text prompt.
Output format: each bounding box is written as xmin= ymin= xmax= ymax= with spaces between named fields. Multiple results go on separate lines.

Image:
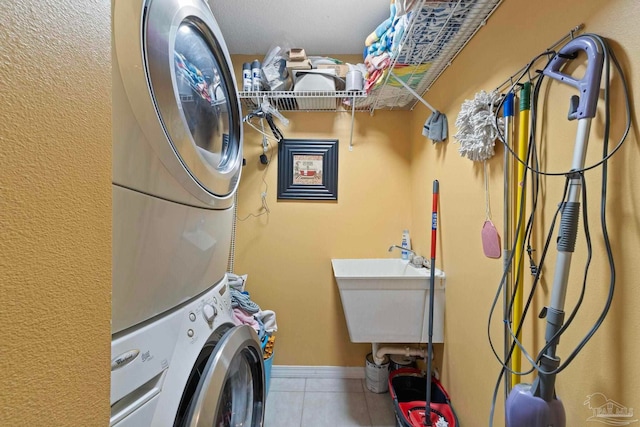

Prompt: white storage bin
xmin=293 ymin=69 xmax=336 ymax=110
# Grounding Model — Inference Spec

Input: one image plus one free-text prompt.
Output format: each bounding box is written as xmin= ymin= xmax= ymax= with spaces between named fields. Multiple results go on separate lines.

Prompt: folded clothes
xmin=255 ymin=317 xmax=266 ymax=340
xmin=364 ymin=53 xmax=391 ymax=93
xmin=256 ymin=310 xmax=278 ymax=333
xmin=227 ymin=273 xmax=247 ymax=292
xmin=365 ymin=17 xmax=392 ymax=47
xmin=232 ymin=308 xmax=266 ymax=339
xmin=230 ymin=289 xmax=261 ymax=314
xmin=366 ymin=52 xmax=391 ymax=72
xmin=233 ymin=308 xmax=258 ymax=327
xmin=363 ymin=0 xmax=419 ymax=92
xmin=363 ymin=0 xmax=477 ymax=100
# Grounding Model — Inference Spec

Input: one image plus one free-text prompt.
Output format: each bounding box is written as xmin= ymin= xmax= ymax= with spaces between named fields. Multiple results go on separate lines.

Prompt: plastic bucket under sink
xmin=390 ymin=354 xmax=417 ymax=371
xmin=365 ymin=353 xmax=390 ymax=393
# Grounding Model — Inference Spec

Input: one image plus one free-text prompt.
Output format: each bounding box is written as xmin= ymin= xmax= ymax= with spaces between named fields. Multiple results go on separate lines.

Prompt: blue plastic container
xmin=260 ymin=336 xmax=274 ymax=396
xmin=264 ymin=351 xmax=274 ymax=396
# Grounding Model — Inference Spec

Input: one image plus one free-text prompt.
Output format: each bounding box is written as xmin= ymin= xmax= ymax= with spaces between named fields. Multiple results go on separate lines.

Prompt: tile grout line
xmin=268 ymin=377 xmax=394 ymax=427
xmin=297 ymin=378 xmax=306 ymax=427
xmin=362 ymin=379 xmax=375 ymax=427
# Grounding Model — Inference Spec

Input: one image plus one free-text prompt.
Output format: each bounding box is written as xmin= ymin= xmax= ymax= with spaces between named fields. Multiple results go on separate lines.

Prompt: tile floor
xmin=264 ymin=377 xmax=398 ymax=427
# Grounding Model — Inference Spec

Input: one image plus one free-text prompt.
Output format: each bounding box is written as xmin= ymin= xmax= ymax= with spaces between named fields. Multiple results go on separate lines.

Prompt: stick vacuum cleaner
xmin=505 ymin=34 xmax=605 ymax=427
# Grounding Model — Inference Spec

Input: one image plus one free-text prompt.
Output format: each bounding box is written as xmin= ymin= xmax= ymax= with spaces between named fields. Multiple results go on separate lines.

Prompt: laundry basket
xmin=261 ymin=335 xmax=275 ymax=396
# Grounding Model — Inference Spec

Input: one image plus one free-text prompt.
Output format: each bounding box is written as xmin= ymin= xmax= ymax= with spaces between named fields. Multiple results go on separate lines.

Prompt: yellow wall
xmin=408 ymin=0 xmax=640 ymax=425
xmin=235 ymin=1 xmax=639 ymax=424
xmin=233 ymin=56 xmax=416 ymax=366
xmin=0 ymin=1 xmax=112 ymax=425
xmin=4 ymin=1 xmax=637 ymax=425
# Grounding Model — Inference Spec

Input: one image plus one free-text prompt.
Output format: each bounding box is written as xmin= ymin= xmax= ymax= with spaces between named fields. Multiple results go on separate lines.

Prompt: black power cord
xmin=487 ymin=34 xmax=632 ymax=426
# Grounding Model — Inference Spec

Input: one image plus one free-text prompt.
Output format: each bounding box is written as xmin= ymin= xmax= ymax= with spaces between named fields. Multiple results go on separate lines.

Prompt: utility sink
xmin=331 ymin=259 xmax=445 ymax=344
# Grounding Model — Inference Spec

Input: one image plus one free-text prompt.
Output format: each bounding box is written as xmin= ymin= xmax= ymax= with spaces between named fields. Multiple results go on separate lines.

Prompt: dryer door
xmin=145 ymin=0 xmax=242 ymax=200
xmin=175 ymin=325 xmax=265 ymax=427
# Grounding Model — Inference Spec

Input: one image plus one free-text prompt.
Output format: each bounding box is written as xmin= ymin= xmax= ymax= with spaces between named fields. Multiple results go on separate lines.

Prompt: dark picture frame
xmin=277 ymin=139 xmax=338 ymax=201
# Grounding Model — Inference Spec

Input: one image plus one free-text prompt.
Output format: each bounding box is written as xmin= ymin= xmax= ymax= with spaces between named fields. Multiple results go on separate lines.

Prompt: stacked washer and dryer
xmin=111 ymin=0 xmax=265 ymax=425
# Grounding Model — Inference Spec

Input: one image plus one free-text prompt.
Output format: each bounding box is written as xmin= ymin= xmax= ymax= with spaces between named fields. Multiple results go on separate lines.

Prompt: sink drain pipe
xmin=372 ymin=343 xmax=428 ymax=365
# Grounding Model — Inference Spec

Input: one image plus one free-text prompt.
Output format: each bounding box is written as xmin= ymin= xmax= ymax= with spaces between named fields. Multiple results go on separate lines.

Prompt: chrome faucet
xmin=388 ymin=245 xmax=417 ymax=258
xmin=388 ymin=245 xmax=430 ymax=268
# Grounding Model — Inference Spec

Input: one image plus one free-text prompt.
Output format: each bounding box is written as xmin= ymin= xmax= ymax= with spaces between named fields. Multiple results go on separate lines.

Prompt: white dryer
xmin=112 ymin=0 xmax=243 ymax=333
xmin=110 ymin=278 xmax=265 ymax=426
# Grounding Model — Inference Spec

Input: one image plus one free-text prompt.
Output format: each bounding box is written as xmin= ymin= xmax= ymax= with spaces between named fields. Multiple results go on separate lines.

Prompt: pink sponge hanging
xmin=482 ymin=220 xmax=502 ymax=259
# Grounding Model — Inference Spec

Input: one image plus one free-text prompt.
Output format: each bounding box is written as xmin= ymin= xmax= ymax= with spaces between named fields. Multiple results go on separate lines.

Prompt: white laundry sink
xmin=331 ymin=259 xmax=445 ymax=343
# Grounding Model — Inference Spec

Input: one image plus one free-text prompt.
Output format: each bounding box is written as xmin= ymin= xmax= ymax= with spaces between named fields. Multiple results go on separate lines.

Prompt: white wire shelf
xmin=239 ymin=90 xmax=369 ymax=113
xmin=366 ymin=0 xmax=503 ymax=111
xmin=239 ymin=0 xmax=502 ymax=114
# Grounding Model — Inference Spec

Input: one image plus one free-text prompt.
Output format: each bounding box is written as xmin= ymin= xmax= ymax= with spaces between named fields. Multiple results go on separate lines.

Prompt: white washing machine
xmin=112 ymin=0 xmax=244 ymax=333
xmin=110 ymin=278 xmax=266 ymax=426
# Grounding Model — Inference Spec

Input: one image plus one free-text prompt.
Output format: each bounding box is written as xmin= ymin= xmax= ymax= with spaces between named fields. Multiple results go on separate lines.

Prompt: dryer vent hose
xmin=228 ymin=192 xmax=238 ymax=273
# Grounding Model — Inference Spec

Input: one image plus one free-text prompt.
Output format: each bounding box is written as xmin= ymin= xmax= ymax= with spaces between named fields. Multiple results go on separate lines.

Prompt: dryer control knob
xmin=202 ymin=303 xmax=217 ymax=323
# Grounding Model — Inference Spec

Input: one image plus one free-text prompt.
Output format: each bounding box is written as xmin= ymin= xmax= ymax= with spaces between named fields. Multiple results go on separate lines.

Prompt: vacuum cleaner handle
xmin=543 ymin=35 xmax=604 ymax=120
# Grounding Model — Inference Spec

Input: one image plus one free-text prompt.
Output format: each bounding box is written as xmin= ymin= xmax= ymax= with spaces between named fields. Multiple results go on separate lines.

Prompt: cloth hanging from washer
xmin=423 ymin=110 xmax=448 ymax=143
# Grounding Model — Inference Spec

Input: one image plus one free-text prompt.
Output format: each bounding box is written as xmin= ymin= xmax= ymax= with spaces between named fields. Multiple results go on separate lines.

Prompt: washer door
xmin=145 ymin=0 xmax=242 ymax=199
xmin=175 ymin=325 xmax=265 ymax=427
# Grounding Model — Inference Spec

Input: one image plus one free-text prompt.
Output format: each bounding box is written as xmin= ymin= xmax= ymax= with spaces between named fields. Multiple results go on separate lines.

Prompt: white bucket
xmin=365 ymin=353 xmax=390 ymax=393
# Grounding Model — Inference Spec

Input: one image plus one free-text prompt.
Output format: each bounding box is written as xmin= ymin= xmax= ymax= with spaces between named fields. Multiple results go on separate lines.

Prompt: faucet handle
xmin=409 ymin=255 xmax=430 ymax=269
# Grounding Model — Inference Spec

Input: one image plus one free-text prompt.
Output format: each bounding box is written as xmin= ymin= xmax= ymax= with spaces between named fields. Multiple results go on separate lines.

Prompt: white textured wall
xmin=0 ymin=1 xmax=112 ymax=425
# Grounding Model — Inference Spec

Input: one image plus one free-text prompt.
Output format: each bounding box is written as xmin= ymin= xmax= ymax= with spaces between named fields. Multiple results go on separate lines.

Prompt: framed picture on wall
xmin=277 ymin=139 xmax=338 ymax=201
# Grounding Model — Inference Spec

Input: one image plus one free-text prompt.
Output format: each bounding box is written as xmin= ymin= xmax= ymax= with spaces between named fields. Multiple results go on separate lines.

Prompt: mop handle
xmin=430 ymin=180 xmax=439 ymax=259
xmin=425 ymin=180 xmax=439 ymax=426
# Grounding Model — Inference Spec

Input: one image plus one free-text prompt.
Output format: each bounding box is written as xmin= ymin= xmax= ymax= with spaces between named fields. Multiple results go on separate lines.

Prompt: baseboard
xmin=271 ymin=365 xmax=365 ymax=379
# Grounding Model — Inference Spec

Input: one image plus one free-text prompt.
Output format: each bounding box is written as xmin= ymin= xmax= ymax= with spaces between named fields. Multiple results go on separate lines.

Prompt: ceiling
xmin=209 ymin=0 xmax=392 ymax=56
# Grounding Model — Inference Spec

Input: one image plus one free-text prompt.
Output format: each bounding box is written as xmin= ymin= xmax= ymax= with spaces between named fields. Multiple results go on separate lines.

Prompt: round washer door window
xmin=145 ymin=0 xmax=242 ymax=198
xmin=176 ymin=325 xmax=265 ymax=427
xmin=213 ymin=350 xmax=257 ymax=425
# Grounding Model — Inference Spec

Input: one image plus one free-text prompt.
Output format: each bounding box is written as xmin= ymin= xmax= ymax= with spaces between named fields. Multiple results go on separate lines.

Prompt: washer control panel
xmin=202 ymin=303 xmax=217 ymax=323
xmin=185 ymin=280 xmax=232 ymax=336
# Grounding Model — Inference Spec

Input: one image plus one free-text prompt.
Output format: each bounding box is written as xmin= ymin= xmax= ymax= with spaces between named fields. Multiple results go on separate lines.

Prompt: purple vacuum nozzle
xmin=543 ymin=35 xmax=604 ymax=120
xmin=506 ymin=383 xmax=566 ymax=427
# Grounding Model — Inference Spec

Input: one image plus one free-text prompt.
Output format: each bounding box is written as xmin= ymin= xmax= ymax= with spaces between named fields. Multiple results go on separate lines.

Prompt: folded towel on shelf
xmin=365 ymin=17 xmax=393 ymax=47
xmin=363 ymin=0 xmax=424 ymax=93
xmin=364 ymin=52 xmax=392 ymax=93
xmin=423 ymin=110 xmax=448 ymax=143
xmin=363 ymin=0 xmax=479 ymax=106
xmin=390 ymin=14 xmax=409 ymax=55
